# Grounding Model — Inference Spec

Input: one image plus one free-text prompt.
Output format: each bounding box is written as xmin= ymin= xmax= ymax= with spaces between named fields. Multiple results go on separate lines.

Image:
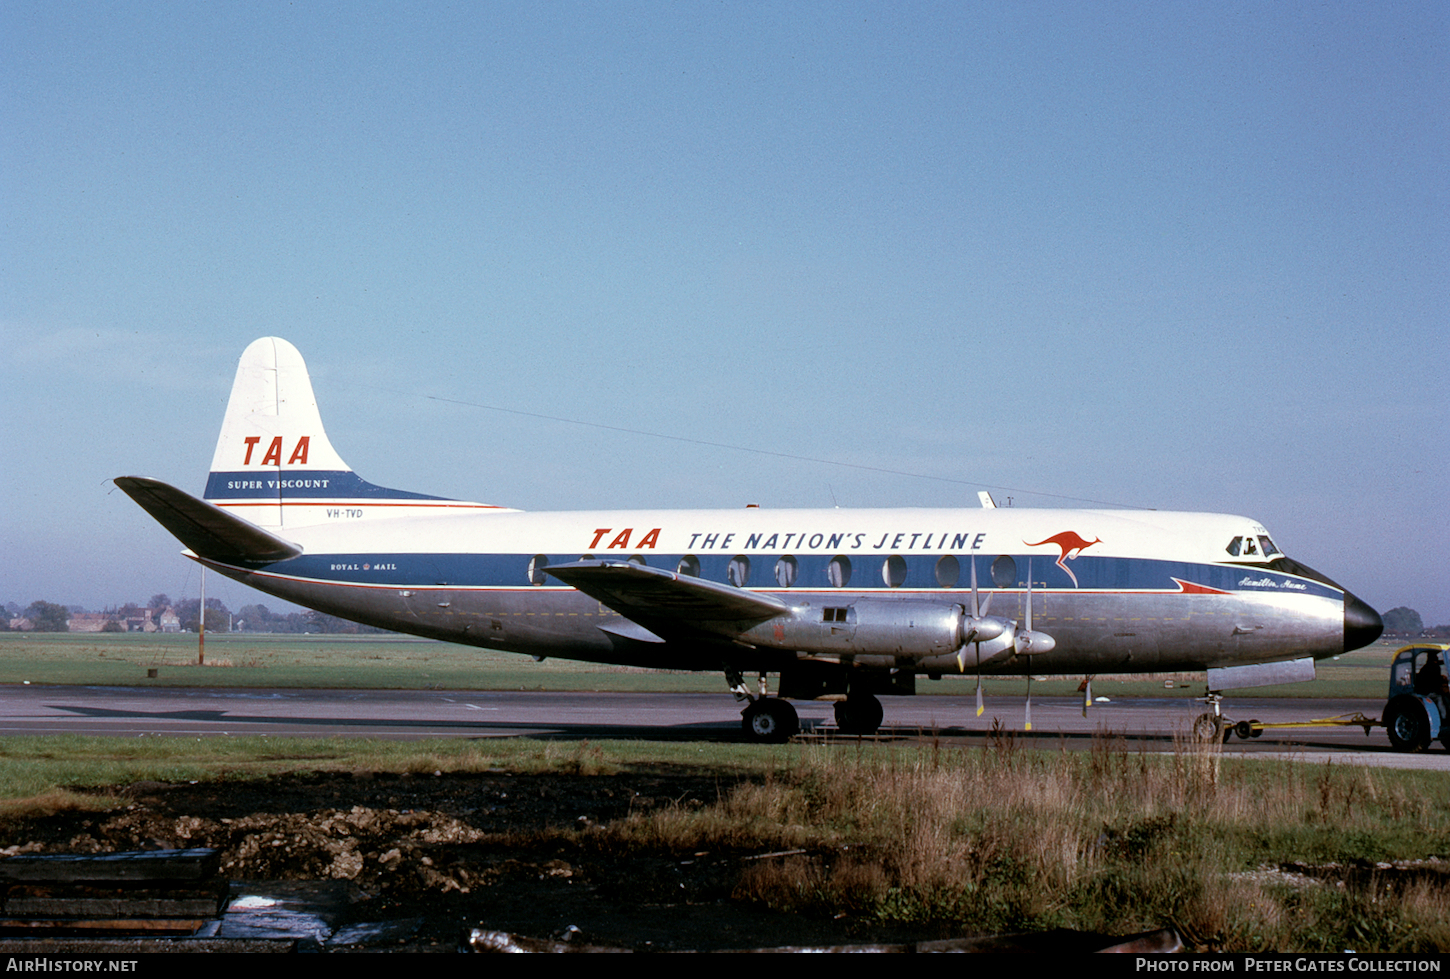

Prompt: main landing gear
xmin=726 ymin=670 xmax=887 ymax=743
xmin=833 ymin=694 xmax=883 ymax=736
xmin=729 ymin=669 xmax=800 ymax=744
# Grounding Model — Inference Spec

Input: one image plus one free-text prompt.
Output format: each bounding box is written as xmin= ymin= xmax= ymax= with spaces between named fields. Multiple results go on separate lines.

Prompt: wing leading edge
xmin=543 ymin=560 xmax=788 ymax=642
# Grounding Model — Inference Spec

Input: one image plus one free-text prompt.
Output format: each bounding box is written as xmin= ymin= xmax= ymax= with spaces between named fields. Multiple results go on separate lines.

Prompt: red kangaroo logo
xmin=1023 ymin=531 xmax=1101 ymax=587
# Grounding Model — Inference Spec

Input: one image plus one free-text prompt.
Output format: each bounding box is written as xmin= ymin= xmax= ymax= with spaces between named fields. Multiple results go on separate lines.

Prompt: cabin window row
xmin=526 ymin=553 xmax=1021 ymax=589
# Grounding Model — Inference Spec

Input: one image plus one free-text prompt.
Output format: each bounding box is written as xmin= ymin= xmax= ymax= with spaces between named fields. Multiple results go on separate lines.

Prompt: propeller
xmin=1082 ymin=675 xmax=1093 ymax=718
xmin=959 ymin=556 xmax=1007 ymax=716
xmin=955 ymin=554 xmax=1057 ymax=727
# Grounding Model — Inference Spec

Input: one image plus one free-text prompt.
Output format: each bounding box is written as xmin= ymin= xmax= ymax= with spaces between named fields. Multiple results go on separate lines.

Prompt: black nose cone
xmin=1344 ymin=593 xmax=1383 ymax=652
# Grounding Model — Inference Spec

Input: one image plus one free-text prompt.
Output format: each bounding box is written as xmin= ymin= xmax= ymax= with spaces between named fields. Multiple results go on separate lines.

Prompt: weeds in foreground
xmin=592 ymin=734 xmax=1450 ymax=951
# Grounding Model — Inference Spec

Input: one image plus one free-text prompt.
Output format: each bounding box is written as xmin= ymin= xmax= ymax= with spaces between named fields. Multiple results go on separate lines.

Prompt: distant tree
xmin=149 ymin=594 xmax=172 ymax=611
xmin=101 ymin=619 xmax=124 ymax=632
xmin=24 ymin=601 xmax=70 ymax=632
xmin=175 ymin=598 xmax=231 ymax=633
xmin=1381 ymin=607 xmax=1424 ymax=636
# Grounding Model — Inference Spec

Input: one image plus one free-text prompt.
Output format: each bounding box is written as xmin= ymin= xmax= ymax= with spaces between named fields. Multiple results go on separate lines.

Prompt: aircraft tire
xmin=1384 ymin=696 xmax=1432 ymax=753
xmin=743 ymin=699 xmax=799 ymax=744
xmin=835 ymin=695 xmax=884 ymax=736
xmin=1192 ymin=713 xmax=1226 ymax=744
xmin=1233 ymin=720 xmax=1255 ymax=741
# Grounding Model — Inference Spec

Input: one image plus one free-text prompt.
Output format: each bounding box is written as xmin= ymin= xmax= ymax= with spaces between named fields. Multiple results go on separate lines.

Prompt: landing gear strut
xmin=1194 ymin=692 xmax=1229 ymax=743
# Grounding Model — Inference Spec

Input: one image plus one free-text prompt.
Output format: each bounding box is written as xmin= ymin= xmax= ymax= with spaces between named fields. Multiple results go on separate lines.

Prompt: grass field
xmin=1 ymin=733 xmax=1446 ymax=951
xmin=0 ymin=632 xmax=1412 ymax=699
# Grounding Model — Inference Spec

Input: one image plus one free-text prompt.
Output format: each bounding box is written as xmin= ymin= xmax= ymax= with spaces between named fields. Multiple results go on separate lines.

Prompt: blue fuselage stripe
xmin=257 ymin=552 xmax=1342 ymax=600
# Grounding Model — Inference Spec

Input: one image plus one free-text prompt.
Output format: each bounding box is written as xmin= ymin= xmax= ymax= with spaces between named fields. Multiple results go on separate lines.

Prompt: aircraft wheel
xmin=1384 ymin=696 xmax=1432 ymax=753
xmin=1193 ymin=713 xmax=1227 ymax=744
xmin=835 ymin=695 xmax=884 ymax=736
xmin=1248 ymin=719 xmax=1263 ymax=738
xmin=1233 ymin=720 xmax=1255 ymax=741
xmin=742 ymin=698 xmax=799 ymax=744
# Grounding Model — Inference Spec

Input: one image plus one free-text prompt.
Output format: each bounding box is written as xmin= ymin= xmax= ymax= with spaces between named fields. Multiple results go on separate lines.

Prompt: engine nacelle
xmin=742 ymin=599 xmax=969 ymax=658
xmin=739 ymin=598 xmax=1056 ymax=665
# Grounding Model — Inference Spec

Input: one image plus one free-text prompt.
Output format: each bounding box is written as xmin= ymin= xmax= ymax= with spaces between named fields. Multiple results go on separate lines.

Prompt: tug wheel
xmin=1384 ymin=696 xmax=1432 ymax=753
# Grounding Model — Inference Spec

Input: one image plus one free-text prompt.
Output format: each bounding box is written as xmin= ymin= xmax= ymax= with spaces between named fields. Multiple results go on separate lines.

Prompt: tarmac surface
xmin=1 ymin=685 xmax=1445 ymax=769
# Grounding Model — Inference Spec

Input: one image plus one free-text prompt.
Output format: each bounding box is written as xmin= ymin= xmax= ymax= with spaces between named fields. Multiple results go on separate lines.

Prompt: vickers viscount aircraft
xmin=116 ymin=338 xmax=1383 ymax=742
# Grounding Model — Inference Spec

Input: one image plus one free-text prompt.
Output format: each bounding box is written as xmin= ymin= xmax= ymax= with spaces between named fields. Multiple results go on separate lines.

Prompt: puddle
xmin=209 ymin=880 xmax=420 ymax=948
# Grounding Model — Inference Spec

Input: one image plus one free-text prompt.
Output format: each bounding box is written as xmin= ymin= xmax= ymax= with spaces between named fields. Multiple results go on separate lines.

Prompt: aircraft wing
xmin=114 ymin=476 xmax=302 ymax=565
xmin=543 ymin=560 xmax=788 ymax=641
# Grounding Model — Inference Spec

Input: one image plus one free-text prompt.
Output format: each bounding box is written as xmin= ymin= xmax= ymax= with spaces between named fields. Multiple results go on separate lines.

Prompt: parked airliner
xmin=117 ymin=338 xmax=1383 ymax=742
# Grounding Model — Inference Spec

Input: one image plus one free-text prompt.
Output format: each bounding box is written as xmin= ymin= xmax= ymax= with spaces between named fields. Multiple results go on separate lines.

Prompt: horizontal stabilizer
xmin=115 ymin=476 xmax=302 ymax=564
xmin=543 ymin=561 xmax=788 ymax=639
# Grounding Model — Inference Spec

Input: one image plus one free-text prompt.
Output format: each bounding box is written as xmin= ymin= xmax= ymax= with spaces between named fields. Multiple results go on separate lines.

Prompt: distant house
xmin=68 ymin=613 xmax=116 ymax=633
xmin=8 ymin=618 xmax=33 ymax=632
xmin=122 ymin=608 xmax=157 ymax=633
xmin=158 ymin=608 xmax=181 ymax=633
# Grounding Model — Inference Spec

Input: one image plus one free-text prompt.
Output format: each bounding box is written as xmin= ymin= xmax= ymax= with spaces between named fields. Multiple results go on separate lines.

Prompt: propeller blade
xmin=975 ymin=642 xmax=984 ymax=716
xmin=971 ymin=555 xmax=994 ymax=618
xmin=1024 ymin=673 xmax=1033 ymax=731
xmin=1025 ymin=557 xmax=1032 ymax=633
xmin=1082 ymin=676 xmax=1092 ymax=718
xmin=970 ymin=556 xmax=979 ymax=618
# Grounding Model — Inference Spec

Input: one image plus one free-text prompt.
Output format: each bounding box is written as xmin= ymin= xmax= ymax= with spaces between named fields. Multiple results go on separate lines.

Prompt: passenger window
xmin=883 ymin=555 xmax=907 ymax=587
xmin=527 ymin=555 xmax=549 ymax=586
xmin=775 ymin=555 xmax=798 ymax=588
xmin=827 ymin=555 xmax=852 ymax=588
xmin=677 ymin=555 xmax=700 ymax=577
xmin=935 ymin=555 xmax=960 ymax=588
xmin=727 ymin=555 xmax=751 ymax=587
xmin=628 ymin=554 xmax=646 ymax=566
xmin=991 ymin=555 xmax=1016 ymax=588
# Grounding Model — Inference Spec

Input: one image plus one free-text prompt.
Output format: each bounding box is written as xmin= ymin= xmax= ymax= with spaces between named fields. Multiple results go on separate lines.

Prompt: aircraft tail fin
xmin=201 ymin=337 xmax=480 ymax=527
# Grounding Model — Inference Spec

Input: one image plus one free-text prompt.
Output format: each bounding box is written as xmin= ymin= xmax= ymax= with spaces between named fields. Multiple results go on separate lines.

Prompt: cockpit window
xmin=1228 ymin=534 xmax=1281 ymax=560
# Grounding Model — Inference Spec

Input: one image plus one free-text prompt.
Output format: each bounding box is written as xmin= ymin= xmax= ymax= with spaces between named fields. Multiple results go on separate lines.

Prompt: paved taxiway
xmin=0 ymin=685 xmax=1444 ymax=769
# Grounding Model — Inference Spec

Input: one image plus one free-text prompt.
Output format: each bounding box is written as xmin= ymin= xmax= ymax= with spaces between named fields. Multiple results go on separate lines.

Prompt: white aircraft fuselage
xmin=117 ymin=338 xmax=1383 ymax=741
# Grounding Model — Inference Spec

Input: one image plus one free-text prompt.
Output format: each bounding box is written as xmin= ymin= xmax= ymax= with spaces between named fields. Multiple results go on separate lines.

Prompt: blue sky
xmin=3 ymin=1 xmax=1446 ymax=625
